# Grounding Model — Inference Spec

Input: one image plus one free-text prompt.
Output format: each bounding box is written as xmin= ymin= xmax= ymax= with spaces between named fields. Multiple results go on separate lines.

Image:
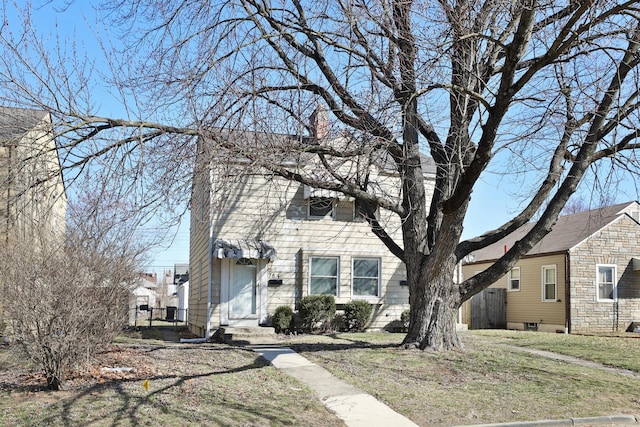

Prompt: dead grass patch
xmin=0 ymin=340 xmax=343 ymax=426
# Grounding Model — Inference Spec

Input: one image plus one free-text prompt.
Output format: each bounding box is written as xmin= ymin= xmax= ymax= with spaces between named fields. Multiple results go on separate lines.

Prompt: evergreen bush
xmin=400 ymin=309 xmax=410 ymax=332
xmin=299 ymin=295 xmax=335 ymax=332
xmin=343 ymin=300 xmax=372 ymax=332
xmin=271 ymin=305 xmax=294 ymax=334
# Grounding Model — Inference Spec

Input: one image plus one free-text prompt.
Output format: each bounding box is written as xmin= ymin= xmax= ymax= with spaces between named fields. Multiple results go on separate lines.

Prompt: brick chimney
xmin=309 ymin=105 xmax=328 ymax=140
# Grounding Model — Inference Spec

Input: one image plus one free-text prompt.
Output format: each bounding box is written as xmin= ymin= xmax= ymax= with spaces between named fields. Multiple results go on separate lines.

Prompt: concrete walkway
xmin=252 ymin=345 xmax=418 ymax=427
xmin=500 ymin=344 xmax=640 ymax=378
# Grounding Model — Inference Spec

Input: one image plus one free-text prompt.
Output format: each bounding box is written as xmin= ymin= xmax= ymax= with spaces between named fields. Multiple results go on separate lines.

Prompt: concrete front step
xmin=220 ymin=326 xmax=277 ymax=343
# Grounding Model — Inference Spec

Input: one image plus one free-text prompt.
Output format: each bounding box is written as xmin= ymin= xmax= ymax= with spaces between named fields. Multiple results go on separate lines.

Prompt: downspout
xmin=5 ymin=144 xmax=12 ymax=244
xmin=205 ymin=163 xmax=214 ymax=340
xmin=564 ymin=251 xmax=571 ymax=334
xmin=457 ymin=260 xmax=463 ymax=324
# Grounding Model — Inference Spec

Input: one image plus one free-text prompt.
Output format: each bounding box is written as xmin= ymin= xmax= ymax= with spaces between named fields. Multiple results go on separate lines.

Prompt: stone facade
xmin=569 ymin=215 xmax=640 ymax=333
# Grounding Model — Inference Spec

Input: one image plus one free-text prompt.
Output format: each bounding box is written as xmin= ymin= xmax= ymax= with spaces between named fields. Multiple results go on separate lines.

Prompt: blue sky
xmin=13 ymin=1 xmax=640 ymax=274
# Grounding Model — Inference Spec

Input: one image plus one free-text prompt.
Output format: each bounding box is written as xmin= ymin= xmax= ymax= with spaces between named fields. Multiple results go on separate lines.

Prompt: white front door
xmin=229 ymin=258 xmax=257 ymax=319
xmin=220 ymin=258 xmax=268 ymax=326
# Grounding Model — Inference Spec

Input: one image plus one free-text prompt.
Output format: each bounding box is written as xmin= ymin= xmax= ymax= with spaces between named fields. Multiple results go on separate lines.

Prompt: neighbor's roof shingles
xmin=468 ymin=201 xmax=640 ymax=263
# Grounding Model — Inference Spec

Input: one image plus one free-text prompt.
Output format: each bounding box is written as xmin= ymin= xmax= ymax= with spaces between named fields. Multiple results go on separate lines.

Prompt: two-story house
xmin=0 ymin=107 xmax=66 ymax=245
xmin=188 ymin=114 xmax=436 ymax=338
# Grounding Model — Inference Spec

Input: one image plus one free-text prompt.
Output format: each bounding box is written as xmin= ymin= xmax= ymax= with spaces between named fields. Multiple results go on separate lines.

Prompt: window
xmin=596 ymin=265 xmax=617 ymax=301
xmin=308 ymin=197 xmax=334 ymax=219
xmin=508 ymin=267 xmax=520 ymax=291
xmin=354 ymin=199 xmax=379 ymax=222
xmin=352 ymin=258 xmax=380 ymax=297
xmin=310 ymin=257 xmax=339 ymax=295
xmin=542 ymin=265 xmax=557 ymax=301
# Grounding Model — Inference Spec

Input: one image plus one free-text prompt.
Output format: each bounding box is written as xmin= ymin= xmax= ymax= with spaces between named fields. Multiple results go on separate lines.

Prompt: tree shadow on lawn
xmin=1 ymin=345 xmax=300 ymax=427
xmin=284 ymin=332 xmax=406 ymax=353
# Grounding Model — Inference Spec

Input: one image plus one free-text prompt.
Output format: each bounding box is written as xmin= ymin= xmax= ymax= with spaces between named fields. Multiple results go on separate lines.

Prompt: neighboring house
xmin=129 ymin=272 xmax=159 ymax=325
xmin=174 ymin=264 xmax=189 ymax=321
xmin=155 ymin=269 xmax=178 ymax=313
xmin=188 ymin=112 xmax=436 ymax=338
xmin=174 ymin=263 xmax=189 ymax=286
xmin=0 ymin=107 xmax=66 ymax=244
xmin=177 ymin=280 xmax=189 ymax=322
xmin=461 ymin=201 xmax=640 ymax=334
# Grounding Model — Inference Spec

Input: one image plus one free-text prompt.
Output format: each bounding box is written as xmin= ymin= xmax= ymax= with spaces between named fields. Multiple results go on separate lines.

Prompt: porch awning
xmin=303 ymin=185 xmax=352 ymax=200
xmin=633 ymin=258 xmax=640 ymax=271
xmin=212 ymin=239 xmax=276 ymax=259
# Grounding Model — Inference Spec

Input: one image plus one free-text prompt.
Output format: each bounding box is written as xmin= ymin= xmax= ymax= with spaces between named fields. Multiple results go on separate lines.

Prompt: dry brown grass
xmin=284 ymin=331 xmax=640 ymax=426
xmin=0 ymin=335 xmax=344 ymax=426
xmin=4 ymin=329 xmax=640 ymax=426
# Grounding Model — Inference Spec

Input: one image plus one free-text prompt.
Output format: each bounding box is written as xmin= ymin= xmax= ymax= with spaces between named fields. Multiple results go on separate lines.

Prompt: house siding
xmin=187 ymin=153 xmax=212 ymax=337
xmin=189 ymin=155 xmax=432 ymax=334
xmin=1 ymin=113 xmax=66 ymax=245
xmin=503 ymin=254 xmax=566 ymax=332
xmin=461 ymin=254 xmax=567 ymax=332
xmin=569 ymin=215 xmax=640 ymax=333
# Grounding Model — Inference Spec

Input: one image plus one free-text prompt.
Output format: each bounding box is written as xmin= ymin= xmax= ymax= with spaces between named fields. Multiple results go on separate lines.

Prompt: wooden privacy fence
xmin=470 ymin=288 xmax=507 ymax=329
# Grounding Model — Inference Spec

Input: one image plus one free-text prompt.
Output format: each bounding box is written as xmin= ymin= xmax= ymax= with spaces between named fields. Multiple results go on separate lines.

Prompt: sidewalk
xmin=252 ymin=345 xmax=418 ymax=427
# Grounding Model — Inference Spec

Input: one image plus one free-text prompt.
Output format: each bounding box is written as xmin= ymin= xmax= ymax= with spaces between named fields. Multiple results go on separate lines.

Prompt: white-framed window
xmin=508 ymin=267 xmax=520 ymax=291
xmin=352 ymin=258 xmax=380 ymax=297
xmin=542 ymin=265 xmax=557 ymax=302
xmin=310 ymin=256 xmax=339 ymax=295
xmin=596 ymin=264 xmax=617 ymax=301
xmin=308 ymin=197 xmax=334 ymax=219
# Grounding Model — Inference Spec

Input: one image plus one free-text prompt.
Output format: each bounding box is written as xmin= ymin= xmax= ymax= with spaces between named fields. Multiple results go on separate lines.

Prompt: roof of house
xmin=205 ymin=128 xmax=437 ymax=176
xmin=0 ymin=107 xmax=49 ymax=144
xmin=466 ymin=201 xmax=640 ymax=263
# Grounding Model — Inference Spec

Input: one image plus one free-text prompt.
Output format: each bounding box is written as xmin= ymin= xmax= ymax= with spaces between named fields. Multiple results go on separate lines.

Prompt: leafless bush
xmin=0 ymin=224 xmax=141 ymax=391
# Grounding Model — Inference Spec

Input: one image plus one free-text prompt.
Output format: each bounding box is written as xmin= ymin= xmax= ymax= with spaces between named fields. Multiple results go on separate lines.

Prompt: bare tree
xmin=2 ymin=1 xmax=640 ymax=350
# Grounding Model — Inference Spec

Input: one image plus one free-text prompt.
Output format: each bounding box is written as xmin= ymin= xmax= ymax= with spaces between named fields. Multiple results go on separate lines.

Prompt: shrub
xmin=0 ymin=232 xmax=136 ymax=390
xmin=343 ymin=300 xmax=372 ymax=332
xmin=271 ymin=306 xmax=294 ymax=334
xmin=330 ymin=313 xmax=346 ymax=332
xmin=299 ymin=295 xmax=336 ymax=332
xmin=401 ymin=309 xmax=411 ymax=332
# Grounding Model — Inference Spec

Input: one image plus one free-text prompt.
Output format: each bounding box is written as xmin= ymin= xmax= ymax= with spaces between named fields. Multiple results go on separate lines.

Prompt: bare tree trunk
xmin=403 ymin=256 xmax=462 ymax=351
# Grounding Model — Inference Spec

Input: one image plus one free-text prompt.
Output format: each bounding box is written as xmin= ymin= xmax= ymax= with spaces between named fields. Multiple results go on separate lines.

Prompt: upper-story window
xmin=354 ymin=199 xmax=379 ymax=223
xmin=596 ymin=264 xmax=617 ymax=301
xmin=508 ymin=267 xmax=520 ymax=291
xmin=308 ymin=196 xmax=334 ymax=219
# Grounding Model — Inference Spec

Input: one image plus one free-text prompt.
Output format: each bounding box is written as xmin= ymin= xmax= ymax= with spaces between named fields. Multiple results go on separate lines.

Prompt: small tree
xmin=0 ymin=231 xmax=140 ymax=390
